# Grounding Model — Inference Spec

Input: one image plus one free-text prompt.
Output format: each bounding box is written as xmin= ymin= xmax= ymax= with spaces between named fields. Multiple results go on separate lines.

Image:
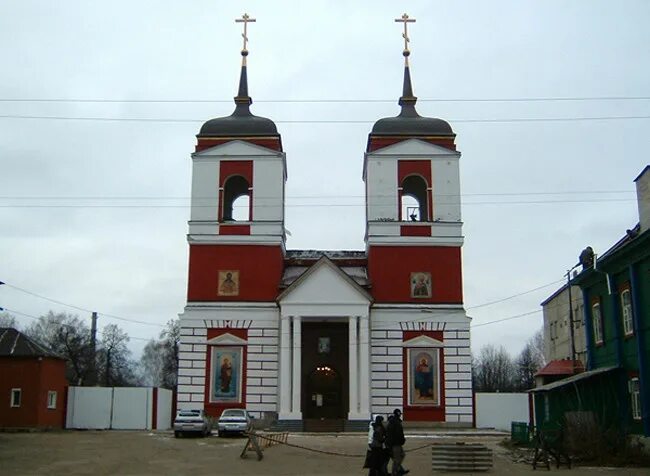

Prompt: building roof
xmin=0 ymin=327 xmax=63 ymax=359
xmin=529 ymin=366 xmax=618 ymax=393
xmin=198 ymin=52 xmax=279 ymax=138
xmin=370 ymin=60 xmax=454 ymax=137
xmin=534 ymin=359 xmax=584 ymax=377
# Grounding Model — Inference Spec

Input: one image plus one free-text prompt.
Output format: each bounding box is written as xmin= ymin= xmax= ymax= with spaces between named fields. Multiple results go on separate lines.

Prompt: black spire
xmin=232 ymin=50 xmax=253 ymax=116
xmin=397 ymin=51 xmax=419 ymax=118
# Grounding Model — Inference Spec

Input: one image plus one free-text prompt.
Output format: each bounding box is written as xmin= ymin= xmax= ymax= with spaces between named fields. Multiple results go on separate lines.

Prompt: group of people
xmin=364 ymin=408 xmax=409 ymax=476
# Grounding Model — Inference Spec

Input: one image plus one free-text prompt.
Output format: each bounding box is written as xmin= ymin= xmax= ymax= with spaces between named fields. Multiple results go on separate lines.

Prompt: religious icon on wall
xmin=410 ymin=272 xmax=432 ymax=298
xmin=407 ymin=348 xmax=439 ymax=406
xmin=218 ymin=270 xmax=239 ymax=296
xmin=211 ymin=346 xmax=242 ymax=402
xmin=318 ymin=337 xmax=331 ymax=354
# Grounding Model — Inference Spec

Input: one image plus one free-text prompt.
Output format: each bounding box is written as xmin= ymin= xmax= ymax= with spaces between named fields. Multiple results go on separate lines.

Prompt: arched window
xmin=222 ymin=175 xmax=250 ymax=221
xmin=401 ymin=175 xmax=428 ymax=221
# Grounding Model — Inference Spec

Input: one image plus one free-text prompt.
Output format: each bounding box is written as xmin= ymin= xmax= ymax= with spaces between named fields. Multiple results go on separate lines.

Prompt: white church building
xmin=177 ymin=15 xmax=472 ymax=431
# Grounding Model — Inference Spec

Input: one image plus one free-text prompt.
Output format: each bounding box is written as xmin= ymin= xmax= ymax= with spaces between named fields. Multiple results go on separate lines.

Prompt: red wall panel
xmin=368 ymin=246 xmax=462 ymax=303
xmin=187 ymin=245 xmax=284 ymax=302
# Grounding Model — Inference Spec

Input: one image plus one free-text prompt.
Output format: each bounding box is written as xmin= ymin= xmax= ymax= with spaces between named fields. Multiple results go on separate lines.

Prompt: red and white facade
xmin=177 ymin=50 xmax=472 ymax=428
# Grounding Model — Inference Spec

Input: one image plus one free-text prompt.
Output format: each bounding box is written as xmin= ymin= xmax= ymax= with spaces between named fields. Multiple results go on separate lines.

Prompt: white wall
xmin=66 ymin=387 xmax=113 ymax=429
xmin=157 ymin=388 xmax=173 ymax=430
xmin=66 ymin=387 xmax=170 ymax=430
xmin=475 ymin=392 xmax=530 ymax=431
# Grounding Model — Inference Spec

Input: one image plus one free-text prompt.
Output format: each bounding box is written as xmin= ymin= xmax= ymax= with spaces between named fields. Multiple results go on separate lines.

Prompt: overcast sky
xmin=1 ymin=0 xmax=648 ymax=359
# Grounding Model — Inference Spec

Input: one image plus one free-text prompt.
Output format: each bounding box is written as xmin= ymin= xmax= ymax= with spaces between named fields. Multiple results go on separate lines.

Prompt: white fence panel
xmin=475 ymin=392 xmax=529 ymax=431
xmin=156 ymin=388 xmax=173 ymax=430
xmin=111 ymin=387 xmax=151 ymax=430
xmin=66 ymin=387 xmax=113 ymax=429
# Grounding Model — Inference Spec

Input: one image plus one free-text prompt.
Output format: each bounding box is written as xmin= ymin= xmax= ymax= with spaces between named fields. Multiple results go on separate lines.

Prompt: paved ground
xmin=0 ymin=430 xmax=648 ymax=475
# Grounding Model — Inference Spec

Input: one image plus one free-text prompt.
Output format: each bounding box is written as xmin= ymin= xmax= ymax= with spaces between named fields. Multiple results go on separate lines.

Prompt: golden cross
xmin=235 ymin=13 xmax=256 ymax=53
xmin=394 ymin=13 xmax=416 ymax=54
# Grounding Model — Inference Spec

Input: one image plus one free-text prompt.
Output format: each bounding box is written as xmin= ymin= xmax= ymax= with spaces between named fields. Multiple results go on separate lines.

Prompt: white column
xmin=278 ymin=314 xmax=292 ymax=419
xmin=291 ymin=316 xmax=302 ymax=418
xmin=358 ymin=314 xmax=370 ymax=418
xmin=348 ymin=315 xmax=359 ymax=420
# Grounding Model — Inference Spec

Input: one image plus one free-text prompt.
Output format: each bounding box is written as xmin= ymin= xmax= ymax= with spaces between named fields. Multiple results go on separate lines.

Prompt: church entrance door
xmin=301 ymin=322 xmax=348 ymax=420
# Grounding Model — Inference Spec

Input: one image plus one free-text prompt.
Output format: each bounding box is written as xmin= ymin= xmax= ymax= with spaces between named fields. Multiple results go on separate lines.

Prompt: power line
xmin=1 ymin=282 xmax=164 ymax=328
xmin=467 ymin=279 xmax=565 ymax=310
xmin=0 ymin=190 xmax=635 ymax=200
xmin=0 ymin=198 xmax=636 ymax=209
xmin=0 ymin=306 xmax=154 ymax=342
xmin=1 ymin=114 xmax=649 ymax=124
xmin=1 ymin=95 xmax=649 ymax=103
xmin=471 ymin=309 xmax=542 ymax=328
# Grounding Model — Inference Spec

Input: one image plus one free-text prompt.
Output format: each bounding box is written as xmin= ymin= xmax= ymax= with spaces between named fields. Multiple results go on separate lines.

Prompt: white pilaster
xmin=291 ymin=316 xmax=302 ymax=418
xmin=348 ymin=315 xmax=360 ymax=420
xmin=358 ymin=314 xmax=370 ymax=418
xmin=278 ymin=314 xmax=292 ymax=419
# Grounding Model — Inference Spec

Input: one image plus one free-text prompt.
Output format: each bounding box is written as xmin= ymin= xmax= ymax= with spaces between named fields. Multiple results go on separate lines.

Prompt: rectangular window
xmin=10 ymin=388 xmax=21 ymax=408
xmin=47 ymin=391 xmax=57 ymax=409
xmin=621 ymin=289 xmax=634 ymax=336
xmin=592 ymin=303 xmax=603 ymax=344
xmin=630 ymin=378 xmax=641 ymax=420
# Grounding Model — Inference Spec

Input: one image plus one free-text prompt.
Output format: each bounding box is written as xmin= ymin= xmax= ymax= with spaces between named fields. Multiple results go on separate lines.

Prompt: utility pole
xmin=89 ymin=312 xmax=98 ymax=386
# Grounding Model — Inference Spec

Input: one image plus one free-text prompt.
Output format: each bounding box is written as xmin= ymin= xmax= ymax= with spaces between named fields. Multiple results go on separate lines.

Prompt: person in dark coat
xmin=385 ymin=409 xmax=408 ymax=476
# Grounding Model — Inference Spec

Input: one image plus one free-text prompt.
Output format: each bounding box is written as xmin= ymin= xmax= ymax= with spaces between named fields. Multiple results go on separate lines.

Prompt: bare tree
xmin=24 ymin=311 xmax=93 ymax=385
xmin=0 ymin=312 xmax=18 ymax=328
xmin=97 ymin=324 xmax=137 ymax=386
xmin=514 ymin=327 xmax=546 ymax=390
xmin=473 ymin=344 xmax=516 ymax=392
xmin=139 ymin=319 xmax=179 ymax=389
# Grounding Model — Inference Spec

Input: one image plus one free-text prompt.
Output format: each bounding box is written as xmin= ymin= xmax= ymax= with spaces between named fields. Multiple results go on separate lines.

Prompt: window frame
xmin=592 ymin=302 xmax=603 ymax=345
xmin=630 ymin=378 xmax=641 ymax=420
xmin=10 ymin=388 xmax=21 ymax=408
xmin=47 ymin=391 xmax=57 ymax=409
xmin=621 ymin=289 xmax=634 ymax=337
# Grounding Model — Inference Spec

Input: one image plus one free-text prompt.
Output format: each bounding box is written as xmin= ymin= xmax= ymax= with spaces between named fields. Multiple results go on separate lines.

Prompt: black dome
xmin=199 ymin=104 xmax=278 ymax=137
xmin=371 ymin=113 xmax=453 ymax=136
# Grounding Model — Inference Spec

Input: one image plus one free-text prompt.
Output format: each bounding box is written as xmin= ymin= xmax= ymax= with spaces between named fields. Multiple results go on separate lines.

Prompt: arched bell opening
xmin=400 ymin=174 xmax=429 ymax=221
xmin=222 ymin=175 xmax=251 ymax=221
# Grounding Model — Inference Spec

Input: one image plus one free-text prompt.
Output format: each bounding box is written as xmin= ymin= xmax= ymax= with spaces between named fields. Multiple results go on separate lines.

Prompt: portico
xmin=277 ymin=257 xmax=372 ymax=422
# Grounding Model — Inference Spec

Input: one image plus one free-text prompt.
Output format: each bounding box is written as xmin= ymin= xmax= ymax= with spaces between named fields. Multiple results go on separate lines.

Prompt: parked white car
xmin=217 ymin=408 xmax=252 ymax=437
xmin=173 ymin=409 xmax=212 ymax=437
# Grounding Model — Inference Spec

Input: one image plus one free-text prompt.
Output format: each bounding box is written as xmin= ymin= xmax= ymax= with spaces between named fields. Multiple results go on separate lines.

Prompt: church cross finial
xmin=395 ymin=13 xmax=416 ymax=65
xmin=235 ymin=13 xmax=256 ymax=65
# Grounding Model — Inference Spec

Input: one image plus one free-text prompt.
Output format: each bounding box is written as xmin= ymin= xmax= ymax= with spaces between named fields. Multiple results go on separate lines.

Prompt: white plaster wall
xmin=253 ymin=158 xmax=284 ymax=222
xmin=190 ymin=157 xmax=219 ymax=222
xmin=475 ymin=393 xmax=530 ymax=431
xmin=178 ymin=304 xmax=280 ymax=418
xmin=431 ymin=157 xmax=461 ymax=222
xmin=366 ymin=157 xmax=398 ymax=221
xmin=157 ymin=388 xmax=173 ymax=430
xmin=112 ymin=387 xmax=151 ymax=430
xmin=66 ymin=387 xmax=113 ymax=429
xmin=369 ymin=307 xmax=472 ymax=424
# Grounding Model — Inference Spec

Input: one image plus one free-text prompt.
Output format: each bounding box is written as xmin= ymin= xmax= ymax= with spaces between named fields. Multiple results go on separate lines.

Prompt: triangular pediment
xmin=278 ymin=256 xmax=372 ymax=305
xmin=193 ymin=140 xmax=282 ymax=158
xmin=371 ymin=138 xmax=459 ymax=157
xmin=402 ymin=334 xmax=444 ymax=348
xmin=205 ymin=332 xmax=248 ymax=346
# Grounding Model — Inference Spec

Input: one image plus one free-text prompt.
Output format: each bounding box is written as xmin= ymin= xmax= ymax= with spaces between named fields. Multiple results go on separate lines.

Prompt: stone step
xmin=431 ymin=443 xmax=493 ymax=472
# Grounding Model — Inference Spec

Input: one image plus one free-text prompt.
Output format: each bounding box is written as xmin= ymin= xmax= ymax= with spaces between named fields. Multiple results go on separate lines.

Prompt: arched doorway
xmin=305 ymin=365 xmax=344 ymax=419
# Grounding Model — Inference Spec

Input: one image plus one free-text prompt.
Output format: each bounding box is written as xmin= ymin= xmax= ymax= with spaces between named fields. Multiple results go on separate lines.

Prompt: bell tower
xmin=364 ymin=13 xmax=463 ymax=305
xmin=186 ymin=13 xmax=286 ymax=303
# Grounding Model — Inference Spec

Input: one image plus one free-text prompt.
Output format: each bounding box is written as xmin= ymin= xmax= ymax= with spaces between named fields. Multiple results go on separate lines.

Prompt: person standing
xmin=385 ymin=409 xmax=408 ymax=476
xmin=366 ymin=415 xmax=388 ymax=476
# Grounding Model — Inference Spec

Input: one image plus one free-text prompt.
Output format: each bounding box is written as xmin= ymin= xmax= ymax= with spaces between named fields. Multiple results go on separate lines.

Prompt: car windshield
xmin=222 ymin=410 xmax=246 ymax=417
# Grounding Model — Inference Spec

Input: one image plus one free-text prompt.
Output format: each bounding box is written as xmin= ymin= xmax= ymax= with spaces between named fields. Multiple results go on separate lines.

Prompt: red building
xmin=0 ymin=328 xmax=68 ymax=429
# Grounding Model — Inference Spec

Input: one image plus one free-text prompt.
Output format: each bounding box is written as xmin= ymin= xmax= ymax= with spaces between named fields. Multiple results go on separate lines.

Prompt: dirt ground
xmin=0 ymin=430 xmax=648 ymax=475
